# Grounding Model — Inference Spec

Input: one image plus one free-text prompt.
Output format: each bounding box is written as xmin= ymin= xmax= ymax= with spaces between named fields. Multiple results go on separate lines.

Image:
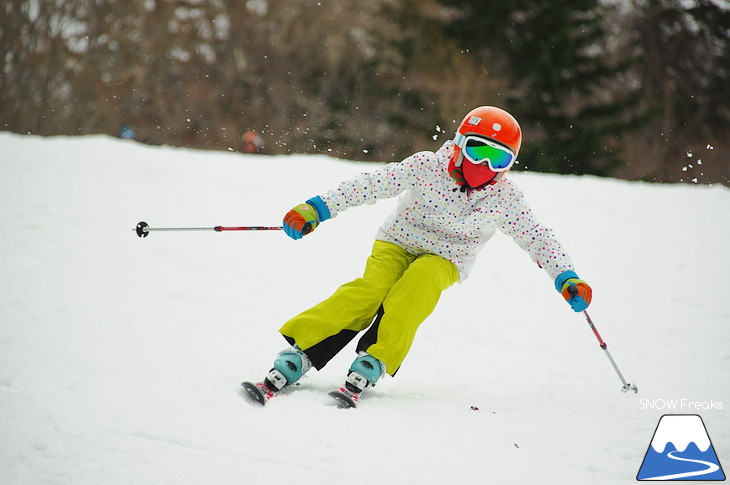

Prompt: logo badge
xmin=637 ymin=414 xmax=725 ymax=481
xmin=467 ymin=116 xmax=482 ymax=126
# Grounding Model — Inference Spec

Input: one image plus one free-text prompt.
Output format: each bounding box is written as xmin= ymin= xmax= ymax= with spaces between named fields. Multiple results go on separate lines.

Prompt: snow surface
xmin=1 ymin=132 xmax=728 ymax=485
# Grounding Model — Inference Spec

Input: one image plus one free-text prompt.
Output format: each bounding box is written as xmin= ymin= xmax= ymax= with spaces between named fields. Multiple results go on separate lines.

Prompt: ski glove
xmin=555 ymin=270 xmax=592 ymax=312
xmin=283 ymin=196 xmax=331 ymax=240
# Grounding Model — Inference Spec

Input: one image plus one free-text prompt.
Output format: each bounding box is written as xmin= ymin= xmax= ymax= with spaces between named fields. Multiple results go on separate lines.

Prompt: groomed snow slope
xmin=1 ymin=133 xmax=728 ymax=484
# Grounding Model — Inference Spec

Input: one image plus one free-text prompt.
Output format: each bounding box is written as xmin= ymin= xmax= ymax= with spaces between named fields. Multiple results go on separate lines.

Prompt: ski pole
xmin=134 ymin=221 xmax=311 ymax=238
xmin=567 ymin=286 xmax=638 ymax=393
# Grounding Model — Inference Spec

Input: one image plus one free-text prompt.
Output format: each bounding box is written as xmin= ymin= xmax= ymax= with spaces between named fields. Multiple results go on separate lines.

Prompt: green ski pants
xmin=279 ymin=240 xmax=459 ymax=375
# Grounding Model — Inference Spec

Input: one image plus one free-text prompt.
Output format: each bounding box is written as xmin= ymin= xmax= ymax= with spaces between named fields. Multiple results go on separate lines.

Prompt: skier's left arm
xmin=498 ymin=189 xmax=592 ymax=312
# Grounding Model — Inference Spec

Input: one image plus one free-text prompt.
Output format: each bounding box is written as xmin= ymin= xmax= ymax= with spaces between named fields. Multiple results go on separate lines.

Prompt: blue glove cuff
xmin=569 ymin=297 xmax=589 ymax=312
xmin=306 ymin=196 xmax=331 ymax=223
xmin=555 ymin=270 xmax=579 ymax=292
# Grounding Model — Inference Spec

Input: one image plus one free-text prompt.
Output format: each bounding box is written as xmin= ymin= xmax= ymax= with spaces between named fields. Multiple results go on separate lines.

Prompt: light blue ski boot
xmin=329 ymin=352 xmax=386 ymax=408
xmin=269 ymin=346 xmax=313 ymax=389
xmin=242 ymin=346 xmax=312 ymax=406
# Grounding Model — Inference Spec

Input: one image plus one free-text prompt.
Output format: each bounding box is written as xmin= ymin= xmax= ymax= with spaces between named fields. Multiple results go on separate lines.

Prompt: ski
xmin=328 ymin=387 xmax=359 ymax=409
xmin=242 ymin=380 xmax=362 ymax=408
xmin=241 ymin=381 xmax=275 ymax=406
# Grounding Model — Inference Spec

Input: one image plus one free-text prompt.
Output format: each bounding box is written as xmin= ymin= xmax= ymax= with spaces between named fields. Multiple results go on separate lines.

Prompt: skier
xmin=242 ymin=106 xmax=592 ymax=407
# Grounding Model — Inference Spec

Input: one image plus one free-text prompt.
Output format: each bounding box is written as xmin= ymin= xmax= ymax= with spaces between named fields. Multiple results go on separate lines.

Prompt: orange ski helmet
xmin=449 ymin=106 xmax=522 ymax=188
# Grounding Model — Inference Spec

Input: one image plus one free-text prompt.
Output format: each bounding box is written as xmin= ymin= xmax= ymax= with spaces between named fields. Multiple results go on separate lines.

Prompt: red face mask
xmin=462 ymin=160 xmax=497 ymax=187
xmin=448 ymin=153 xmax=497 ymax=188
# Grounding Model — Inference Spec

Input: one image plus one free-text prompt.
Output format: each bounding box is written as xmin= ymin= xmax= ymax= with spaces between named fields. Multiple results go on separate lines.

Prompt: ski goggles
xmin=455 ymin=134 xmax=516 ymax=172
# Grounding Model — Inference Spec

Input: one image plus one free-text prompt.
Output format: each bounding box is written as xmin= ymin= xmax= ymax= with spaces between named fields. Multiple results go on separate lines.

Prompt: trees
xmin=0 ymin=0 xmax=459 ymax=160
xmin=0 ymin=0 xmax=726 ymax=184
xmin=616 ymin=0 xmax=730 ymax=183
xmin=438 ymin=0 xmax=647 ymax=176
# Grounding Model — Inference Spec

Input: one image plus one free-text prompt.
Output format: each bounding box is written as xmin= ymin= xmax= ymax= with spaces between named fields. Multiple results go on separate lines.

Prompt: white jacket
xmin=319 ymin=140 xmax=574 ymax=282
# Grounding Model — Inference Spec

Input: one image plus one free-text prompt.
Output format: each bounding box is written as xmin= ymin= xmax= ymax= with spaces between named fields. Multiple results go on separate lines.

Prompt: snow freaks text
xmin=639 ymin=399 xmax=724 ymax=411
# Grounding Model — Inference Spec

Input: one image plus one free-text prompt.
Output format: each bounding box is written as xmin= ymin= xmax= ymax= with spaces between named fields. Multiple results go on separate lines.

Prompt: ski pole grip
xmin=302 ymin=222 xmax=313 ymax=235
xmin=567 ymin=284 xmax=578 ymax=296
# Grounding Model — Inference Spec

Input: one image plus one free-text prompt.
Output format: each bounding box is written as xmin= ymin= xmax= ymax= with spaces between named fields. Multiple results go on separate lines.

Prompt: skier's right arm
xmin=319 ymin=152 xmax=430 ymax=217
xmin=282 ymin=152 xmax=431 ymax=240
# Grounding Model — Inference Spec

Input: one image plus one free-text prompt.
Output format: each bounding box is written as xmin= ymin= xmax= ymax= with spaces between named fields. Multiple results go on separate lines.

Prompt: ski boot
xmin=329 ymin=352 xmax=386 ymax=409
xmin=242 ymin=346 xmax=312 ymax=406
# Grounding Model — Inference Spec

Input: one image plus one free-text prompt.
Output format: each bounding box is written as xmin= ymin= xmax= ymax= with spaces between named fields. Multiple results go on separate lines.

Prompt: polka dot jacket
xmin=318 ymin=140 xmax=575 ymax=282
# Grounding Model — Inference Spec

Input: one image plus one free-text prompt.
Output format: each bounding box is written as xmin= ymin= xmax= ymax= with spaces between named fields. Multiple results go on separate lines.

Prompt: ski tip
xmin=328 ymin=390 xmax=357 ymax=409
xmin=241 ymin=381 xmax=267 ymax=406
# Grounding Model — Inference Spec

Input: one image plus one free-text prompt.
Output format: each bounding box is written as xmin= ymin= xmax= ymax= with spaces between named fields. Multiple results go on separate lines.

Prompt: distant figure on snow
xmin=118 ymin=124 xmax=137 ymax=140
xmin=240 ymin=130 xmax=264 ymax=154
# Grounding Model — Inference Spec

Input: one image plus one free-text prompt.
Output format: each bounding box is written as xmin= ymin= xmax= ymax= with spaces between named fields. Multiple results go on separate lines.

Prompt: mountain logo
xmin=637 ymin=414 xmax=726 ymax=481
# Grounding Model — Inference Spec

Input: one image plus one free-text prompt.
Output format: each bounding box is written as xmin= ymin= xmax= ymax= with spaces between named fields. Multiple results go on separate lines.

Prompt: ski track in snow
xmin=0 ymin=133 xmax=729 ymax=485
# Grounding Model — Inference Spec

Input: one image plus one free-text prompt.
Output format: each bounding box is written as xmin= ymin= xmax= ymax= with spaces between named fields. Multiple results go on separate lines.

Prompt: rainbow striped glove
xmin=555 ymin=270 xmax=592 ymax=312
xmin=283 ymin=196 xmax=331 ymax=240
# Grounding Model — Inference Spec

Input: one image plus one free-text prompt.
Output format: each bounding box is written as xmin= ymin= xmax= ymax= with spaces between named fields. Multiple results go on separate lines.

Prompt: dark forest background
xmin=1 ymin=0 xmax=728 ymax=184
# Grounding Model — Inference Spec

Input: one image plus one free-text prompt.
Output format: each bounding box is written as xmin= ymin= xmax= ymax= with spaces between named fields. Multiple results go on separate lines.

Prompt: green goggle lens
xmin=464 ymin=138 xmax=515 ymax=170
